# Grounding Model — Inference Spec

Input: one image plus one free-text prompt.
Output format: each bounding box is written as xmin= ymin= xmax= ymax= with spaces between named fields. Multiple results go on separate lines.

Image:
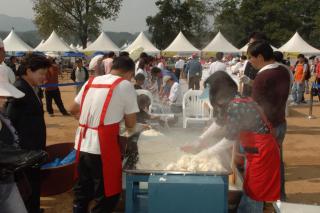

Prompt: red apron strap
xmin=75 ymin=77 xmax=94 ymax=180
xmin=99 ymin=78 xmax=124 ymax=125
xmin=79 ymin=77 xmax=95 ymax=112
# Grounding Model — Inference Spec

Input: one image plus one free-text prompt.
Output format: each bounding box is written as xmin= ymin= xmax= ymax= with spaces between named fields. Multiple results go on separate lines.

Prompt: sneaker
xmin=49 ymin=114 xmax=54 ymax=117
xmin=62 ymin=112 xmax=71 ymax=116
xmin=289 ymin=102 xmax=298 ymax=106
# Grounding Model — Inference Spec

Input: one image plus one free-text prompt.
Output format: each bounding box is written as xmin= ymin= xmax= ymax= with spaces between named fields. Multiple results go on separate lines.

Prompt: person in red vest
xmin=70 ymin=56 xmax=139 ymax=213
xmin=182 ymin=71 xmax=280 ymax=212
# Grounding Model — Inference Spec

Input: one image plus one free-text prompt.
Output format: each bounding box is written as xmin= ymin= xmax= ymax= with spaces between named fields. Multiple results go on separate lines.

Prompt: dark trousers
xmin=73 ymin=152 xmax=120 ymax=213
xmin=45 ymin=88 xmax=67 ymax=115
xmin=275 ymin=122 xmax=287 ymax=201
xmin=24 ymin=167 xmax=41 ymax=213
xmin=188 ymin=76 xmax=200 ymax=90
xmin=175 ymin=68 xmax=181 ymax=81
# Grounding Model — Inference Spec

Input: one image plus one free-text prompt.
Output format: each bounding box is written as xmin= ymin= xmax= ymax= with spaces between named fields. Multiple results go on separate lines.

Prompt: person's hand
xmin=141 ymin=124 xmax=151 ymax=130
xmin=240 ymin=75 xmax=251 ymax=85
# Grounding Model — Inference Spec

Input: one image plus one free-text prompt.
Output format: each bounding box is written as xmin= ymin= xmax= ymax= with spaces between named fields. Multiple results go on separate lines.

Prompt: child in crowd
xmin=134 ymin=73 xmax=146 ymax=90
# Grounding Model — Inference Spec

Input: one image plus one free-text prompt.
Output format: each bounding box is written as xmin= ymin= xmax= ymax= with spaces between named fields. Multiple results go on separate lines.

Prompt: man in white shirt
xmin=0 ymin=39 xmax=15 ymax=84
xmin=175 ymin=57 xmax=185 ymax=80
xmin=70 ymin=56 xmax=139 ymax=213
xmin=163 ymin=75 xmax=182 ymax=113
xmin=208 ymin=52 xmax=226 ymax=77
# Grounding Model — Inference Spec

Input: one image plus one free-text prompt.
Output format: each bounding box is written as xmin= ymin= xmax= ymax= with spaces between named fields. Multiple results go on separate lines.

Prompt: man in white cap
xmin=0 ymin=38 xmax=16 ymax=84
xmin=0 ymin=70 xmax=27 ymax=213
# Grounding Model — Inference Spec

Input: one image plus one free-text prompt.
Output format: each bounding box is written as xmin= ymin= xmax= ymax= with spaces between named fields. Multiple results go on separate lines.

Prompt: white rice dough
xmin=136 ymin=129 xmax=233 ymax=173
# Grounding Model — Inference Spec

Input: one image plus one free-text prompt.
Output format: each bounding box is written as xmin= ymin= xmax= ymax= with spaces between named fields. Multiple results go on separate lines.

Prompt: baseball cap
xmin=0 ymin=68 xmax=24 ymax=98
xmin=162 ymin=75 xmax=172 ymax=86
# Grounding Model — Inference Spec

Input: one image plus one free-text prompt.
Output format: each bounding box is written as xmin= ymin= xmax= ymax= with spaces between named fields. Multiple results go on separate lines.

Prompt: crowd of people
xmin=1 ymin=31 xmax=320 ymax=213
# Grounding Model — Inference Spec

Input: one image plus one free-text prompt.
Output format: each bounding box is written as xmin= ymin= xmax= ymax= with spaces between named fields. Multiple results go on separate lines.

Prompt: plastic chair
xmin=182 ymin=89 xmax=213 ymax=128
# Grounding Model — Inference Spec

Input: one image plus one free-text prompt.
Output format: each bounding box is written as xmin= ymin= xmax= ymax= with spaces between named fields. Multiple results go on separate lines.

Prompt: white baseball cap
xmin=162 ymin=75 xmax=172 ymax=86
xmin=0 ymin=68 xmax=24 ymax=98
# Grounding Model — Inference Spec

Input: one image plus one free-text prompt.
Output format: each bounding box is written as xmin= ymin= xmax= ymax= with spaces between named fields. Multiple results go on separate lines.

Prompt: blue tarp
xmin=62 ymin=51 xmax=85 ymax=57
xmin=41 ymin=149 xmax=76 ymax=169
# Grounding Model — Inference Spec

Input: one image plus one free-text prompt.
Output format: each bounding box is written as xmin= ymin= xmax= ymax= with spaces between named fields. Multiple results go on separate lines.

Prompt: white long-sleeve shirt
xmin=169 ymin=82 xmax=182 ymax=106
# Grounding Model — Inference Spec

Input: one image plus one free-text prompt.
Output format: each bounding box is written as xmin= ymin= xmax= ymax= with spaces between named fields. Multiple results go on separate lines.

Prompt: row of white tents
xmin=2 ymin=29 xmax=320 ymax=55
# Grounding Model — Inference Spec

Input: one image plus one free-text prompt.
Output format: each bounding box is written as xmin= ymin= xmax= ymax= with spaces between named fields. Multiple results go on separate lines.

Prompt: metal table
xmin=123 ymin=128 xmax=231 ymax=213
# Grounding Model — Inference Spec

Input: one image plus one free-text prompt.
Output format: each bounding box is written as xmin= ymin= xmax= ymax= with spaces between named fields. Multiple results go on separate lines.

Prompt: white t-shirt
xmin=175 ymin=59 xmax=185 ymax=69
xmin=157 ymin=62 xmax=165 ymax=71
xmin=74 ymin=74 xmax=139 ymax=154
xmin=136 ymin=68 xmax=148 ymax=79
xmin=169 ymin=82 xmax=182 ymax=106
xmin=75 ymin=67 xmax=86 ymax=82
xmin=208 ymin=61 xmax=227 ymax=76
xmin=0 ymin=63 xmax=15 ymax=84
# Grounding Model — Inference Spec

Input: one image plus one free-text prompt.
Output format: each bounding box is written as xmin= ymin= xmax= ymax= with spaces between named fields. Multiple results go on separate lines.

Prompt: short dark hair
xmin=108 ymin=51 xmax=115 ymax=58
xmin=9 ymin=56 xmax=16 ymax=61
xmin=139 ymin=52 xmax=148 ymax=59
xmin=18 ymin=54 xmax=51 ymax=76
xmin=119 ymin=51 xmax=129 ymax=57
xmin=240 ymin=55 xmax=247 ymax=60
xmin=273 ymin=51 xmax=284 ymax=63
xmin=247 ymin=40 xmax=274 ymax=61
xmin=76 ymin=58 xmax=83 ymax=64
xmin=297 ymin=54 xmax=305 ymax=59
xmin=248 ymin=32 xmax=268 ymax=42
xmin=151 ymin=67 xmax=161 ymax=75
xmin=216 ymin=52 xmax=224 ymax=60
xmin=135 ymin=73 xmax=145 ymax=81
xmin=137 ymin=94 xmax=151 ymax=110
xmin=111 ymin=56 xmax=135 ymax=72
xmin=205 ymin=71 xmax=238 ymax=107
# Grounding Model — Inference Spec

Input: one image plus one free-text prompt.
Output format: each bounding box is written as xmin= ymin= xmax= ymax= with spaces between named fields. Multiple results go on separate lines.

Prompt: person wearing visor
xmin=0 ymin=46 xmax=27 ymax=213
xmin=182 ymin=71 xmax=280 ymax=213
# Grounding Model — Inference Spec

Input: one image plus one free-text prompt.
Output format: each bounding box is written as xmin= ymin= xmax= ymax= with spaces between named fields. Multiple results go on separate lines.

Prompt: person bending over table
xmin=182 ymin=71 xmax=280 ymax=213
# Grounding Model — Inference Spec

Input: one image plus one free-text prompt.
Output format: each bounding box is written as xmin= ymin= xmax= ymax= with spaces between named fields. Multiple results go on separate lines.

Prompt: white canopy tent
xmin=202 ymin=32 xmax=240 ymax=53
xmin=124 ymin=32 xmax=160 ymax=55
xmin=3 ymin=29 xmax=33 ymax=52
xmin=85 ymin=32 xmax=120 ymax=52
xmin=240 ymin=43 xmax=278 ymax=52
xmin=35 ymin=31 xmax=71 ymax=52
xmin=279 ymin=32 xmax=320 ymax=54
xmin=70 ymin=43 xmax=77 ymax=51
xmin=163 ymin=31 xmax=199 ymax=54
xmin=35 ymin=40 xmax=45 ymax=50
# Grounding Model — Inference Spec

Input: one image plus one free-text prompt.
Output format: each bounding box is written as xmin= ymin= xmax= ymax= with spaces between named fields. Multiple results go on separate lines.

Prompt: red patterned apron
xmin=232 ymin=97 xmax=280 ymax=201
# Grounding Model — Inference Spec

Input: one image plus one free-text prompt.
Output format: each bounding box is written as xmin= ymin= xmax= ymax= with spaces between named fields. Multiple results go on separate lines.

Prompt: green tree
xmin=146 ymin=0 xmax=209 ymax=50
xmin=32 ymin=0 xmax=123 ymax=48
xmin=212 ymin=0 xmax=320 ymax=48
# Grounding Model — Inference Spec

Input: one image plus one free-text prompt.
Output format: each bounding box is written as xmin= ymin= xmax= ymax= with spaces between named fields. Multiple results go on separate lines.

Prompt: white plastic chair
xmin=182 ymin=89 xmax=213 ymax=128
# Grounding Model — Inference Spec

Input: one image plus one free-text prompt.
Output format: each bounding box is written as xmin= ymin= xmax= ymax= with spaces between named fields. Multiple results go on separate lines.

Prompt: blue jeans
xmin=291 ymin=82 xmax=305 ymax=103
xmin=275 ymin=122 xmax=287 ymax=201
xmin=0 ymin=182 xmax=27 ymax=213
xmin=237 ymin=192 xmax=263 ymax=213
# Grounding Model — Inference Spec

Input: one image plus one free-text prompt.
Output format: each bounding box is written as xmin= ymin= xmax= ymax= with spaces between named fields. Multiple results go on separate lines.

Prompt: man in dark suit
xmin=6 ymin=54 xmax=51 ymax=213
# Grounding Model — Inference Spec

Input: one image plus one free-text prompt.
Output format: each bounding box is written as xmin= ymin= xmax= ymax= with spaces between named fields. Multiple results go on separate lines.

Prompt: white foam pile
xmin=136 ymin=129 xmax=233 ymax=173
